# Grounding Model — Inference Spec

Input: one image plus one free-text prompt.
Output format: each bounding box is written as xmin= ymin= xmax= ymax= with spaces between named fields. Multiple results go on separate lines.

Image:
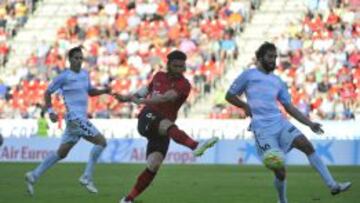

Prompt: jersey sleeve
xmin=278 ymin=80 xmax=292 ymax=105
xmin=47 ymin=72 xmax=66 ymax=94
xmin=227 ymin=70 xmax=249 ymax=96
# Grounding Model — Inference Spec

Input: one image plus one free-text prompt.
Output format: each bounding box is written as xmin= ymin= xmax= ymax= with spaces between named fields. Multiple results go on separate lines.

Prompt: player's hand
xmin=49 ymin=112 xmax=58 ymax=123
xmin=244 ymin=106 xmax=252 ymax=118
xmin=310 ymin=122 xmax=324 ymax=135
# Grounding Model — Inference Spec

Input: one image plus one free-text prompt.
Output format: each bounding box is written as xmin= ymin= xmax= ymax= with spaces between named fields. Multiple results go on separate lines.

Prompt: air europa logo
xmin=0 ymin=146 xmax=55 ymax=160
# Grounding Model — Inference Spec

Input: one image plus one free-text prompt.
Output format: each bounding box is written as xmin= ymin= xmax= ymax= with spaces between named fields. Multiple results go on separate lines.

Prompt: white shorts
xmin=253 ymin=120 xmax=302 ymax=159
xmin=62 ymin=114 xmax=101 ymax=144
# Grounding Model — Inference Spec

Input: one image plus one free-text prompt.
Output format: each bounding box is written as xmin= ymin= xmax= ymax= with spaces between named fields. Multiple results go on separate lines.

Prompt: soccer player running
xmin=114 ymin=50 xmax=219 ymax=203
xmin=25 ymin=46 xmax=112 ymax=195
xmin=225 ymin=42 xmax=351 ymax=203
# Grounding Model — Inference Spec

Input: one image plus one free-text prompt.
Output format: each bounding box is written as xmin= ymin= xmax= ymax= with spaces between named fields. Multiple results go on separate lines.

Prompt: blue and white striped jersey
xmin=47 ymin=69 xmax=92 ymax=119
xmin=227 ymin=68 xmax=291 ymax=131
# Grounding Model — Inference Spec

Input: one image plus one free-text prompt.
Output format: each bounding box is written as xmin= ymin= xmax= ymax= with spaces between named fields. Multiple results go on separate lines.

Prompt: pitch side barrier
xmin=0 ymin=119 xmax=359 ymax=165
xmin=0 ymin=119 xmax=359 ymax=140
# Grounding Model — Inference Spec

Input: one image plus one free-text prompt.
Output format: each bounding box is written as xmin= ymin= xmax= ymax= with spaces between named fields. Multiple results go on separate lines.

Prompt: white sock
xmin=274 ymin=178 xmax=287 ymax=203
xmin=32 ymin=152 xmax=61 ymax=181
xmin=83 ymin=145 xmax=104 ymax=180
xmin=307 ymin=153 xmax=337 ymax=188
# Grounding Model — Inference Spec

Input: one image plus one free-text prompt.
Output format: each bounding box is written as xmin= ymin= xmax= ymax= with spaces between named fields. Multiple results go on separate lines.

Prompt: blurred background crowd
xmin=210 ymin=0 xmax=359 ymax=120
xmin=0 ymin=0 xmax=358 ymax=121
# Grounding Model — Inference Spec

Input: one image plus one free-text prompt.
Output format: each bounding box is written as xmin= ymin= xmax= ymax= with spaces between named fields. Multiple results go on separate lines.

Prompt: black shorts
xmin=137 ymin=108 xmax=170 ymax=157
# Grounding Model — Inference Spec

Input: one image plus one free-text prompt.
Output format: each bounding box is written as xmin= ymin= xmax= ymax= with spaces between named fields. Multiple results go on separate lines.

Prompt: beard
xmin=261 ymin=61 xmax=276 ymax=72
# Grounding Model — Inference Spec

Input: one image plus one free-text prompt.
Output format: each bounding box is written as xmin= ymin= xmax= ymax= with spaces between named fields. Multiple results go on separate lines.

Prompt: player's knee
xmin=99 ymin=136 xmax=107 ymax=148
xmin=274 ymin=168 xmax=286 ymax=181
xmin=147 ymin=160 xmax=162 ymax=172
xmin=95 ymin=134 xmax=107 ymax=147
xmin=57 ymin=151 xmax=68 ymax=159
xmin=99 ymin=141 xmax=107 ymax=148
xmin=147 ymin=152 xmax=164 ymax=172
xmin=158 ymin=119 xmax=174 ymax=136
xmin=293 ymin=136 xmax=315 ymax=155
xmin=304 ymin=144 xmax=315 ymax=155
xmin=299 ymin=140 xmax=315 ymax=155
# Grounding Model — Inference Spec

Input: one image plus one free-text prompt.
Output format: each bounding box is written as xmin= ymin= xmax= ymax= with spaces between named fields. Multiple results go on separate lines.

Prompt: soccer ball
xmin=263 ymin=149 xmax=285 ymax=170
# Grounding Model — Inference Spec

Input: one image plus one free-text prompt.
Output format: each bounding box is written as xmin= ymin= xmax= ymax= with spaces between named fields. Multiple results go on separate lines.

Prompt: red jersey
xmin=145 ymin=71 xmax=191 ymax=121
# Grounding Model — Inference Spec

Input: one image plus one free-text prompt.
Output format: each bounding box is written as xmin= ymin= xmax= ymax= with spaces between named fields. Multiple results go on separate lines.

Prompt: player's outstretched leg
xmin=166 ymin=124 xmax=198 ymax=150
xmin=25 ymin=151 xmax=61 ymax=196
xmin=121 ymin=152 xmax=161 ymax=203
xmin=193 ymin=137 xmax=219 ymax=157
xmin=292 ymin=135 xmax=351 ymax=195
xmin=122 ymin=167 xmax=157 ymax=202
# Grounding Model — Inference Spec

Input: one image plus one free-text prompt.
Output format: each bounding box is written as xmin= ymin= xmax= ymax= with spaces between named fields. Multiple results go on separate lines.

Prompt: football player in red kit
xmin=114 ymin=50 xmax=218 ymax=203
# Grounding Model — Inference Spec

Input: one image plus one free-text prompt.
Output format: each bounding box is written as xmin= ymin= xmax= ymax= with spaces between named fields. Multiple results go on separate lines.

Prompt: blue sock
xmin=32 ymin=152 xmax=61 ymax=181
xmin=274 ymin=178 xmax=287 ymax=203
xmin=308 ymin=153 xmax=336 ymax=188
xmin=83 ymin=145 xmax=104 ymax=180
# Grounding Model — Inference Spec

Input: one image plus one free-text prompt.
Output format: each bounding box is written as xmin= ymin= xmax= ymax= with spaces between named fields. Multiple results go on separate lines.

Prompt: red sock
xmin=126 ymin=168 xmax=156 ymax=201
xmin=168 ymin=126 xmax=198 ymax=150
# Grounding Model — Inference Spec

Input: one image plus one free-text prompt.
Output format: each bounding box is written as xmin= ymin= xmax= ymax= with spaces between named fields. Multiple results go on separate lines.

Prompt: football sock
xmin=32 ymin=152 xmax=61 ymax=180
xmin=307 ymin=153 xmax=337 ymax=188
xmin=274 ymin=177 xmax=287 ymax=203
xmin=167 ymin=126 xmax=198 ymax=150
xmin=83 ymin=145 xmax=104 ymax=179
xmin=126 ymin=168 xmax=156 ymax=201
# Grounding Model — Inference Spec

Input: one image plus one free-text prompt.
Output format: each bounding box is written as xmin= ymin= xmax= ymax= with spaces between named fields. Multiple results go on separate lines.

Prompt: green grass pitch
xmin=0 ymin=163 xmax=358 ymax=203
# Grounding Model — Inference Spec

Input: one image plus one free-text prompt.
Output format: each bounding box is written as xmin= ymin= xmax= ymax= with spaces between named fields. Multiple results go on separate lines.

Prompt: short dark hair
xmin=68 ymin=46 xmax=83 ymax=58
xmin=167 ymin=50 xmax=187 ymax=62
xmin=255 ymin=42 xmax=276 ymax=60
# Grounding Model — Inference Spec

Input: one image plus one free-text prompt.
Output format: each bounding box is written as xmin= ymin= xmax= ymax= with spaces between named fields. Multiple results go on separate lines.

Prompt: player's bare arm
xmin=113 ymin=86 xmax=150 ymax=102
xmin=44 ymin=90 xmax=58 ymax=123
xmin=225 ymin=92 xmax=252 ymax=117
xmin=88 ymin=86 xmax=112 ymax=96
xmin=283 ymin=103 xmax=324 ymax=134
xmin=136 ymin=89 xmax=178 ymax=105
xmin=113 ymin=93 xmax=133 ymax=102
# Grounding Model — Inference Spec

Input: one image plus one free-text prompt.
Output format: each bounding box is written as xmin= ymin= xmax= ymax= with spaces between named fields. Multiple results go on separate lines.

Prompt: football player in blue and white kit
xmin=25 ymin=46 xmax=111 ymax=195
xmin=225 ymin=42 xmax=351 ymax=203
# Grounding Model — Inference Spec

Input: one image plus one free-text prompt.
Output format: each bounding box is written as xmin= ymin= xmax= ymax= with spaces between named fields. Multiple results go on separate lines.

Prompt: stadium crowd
xmin=210 ymin=0 xmax=360 ymax=120
xmin=0 ymin=0 xmax=257 ymax=119
xmin=0 ymin=0 xmax=37 ymax=66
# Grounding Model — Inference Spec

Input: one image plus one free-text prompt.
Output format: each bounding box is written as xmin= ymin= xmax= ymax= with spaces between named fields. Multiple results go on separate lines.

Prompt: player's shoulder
xmin=180 ymin=75 xmax=191 ymax=86
xmin=245 ymin=68 xmax=258 ymax=75
xmin=271 ymin=72 xmax=285 ymax=83
xmin=153 ymin=71 xmax=166 ymax=78
xmin=236 ymin=67 xmax=256 ymax=78
xmin=54 ymin=69 xmax=70 ymax=79
xmin=174 ymin=76 xmax=190 ymax=92
xmin=81 ymin=69 xmax=89 ymax=75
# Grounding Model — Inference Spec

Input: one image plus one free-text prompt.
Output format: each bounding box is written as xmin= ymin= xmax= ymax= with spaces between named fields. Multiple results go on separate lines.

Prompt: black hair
xmin=167 ymin=50 xmax=187 ymax=62
xmin=255 ymin=42 xmax=276 ymax=60
xmin=68 ymin=46 xmax=83 ymax=58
